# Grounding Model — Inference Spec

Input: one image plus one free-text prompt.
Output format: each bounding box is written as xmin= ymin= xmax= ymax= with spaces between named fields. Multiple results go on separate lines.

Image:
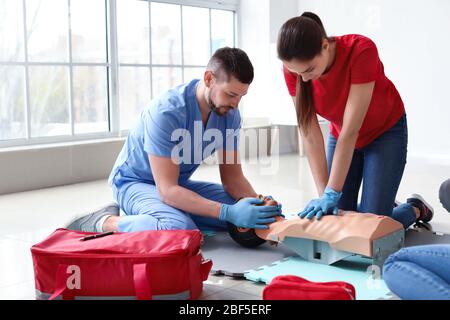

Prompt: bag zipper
xmin=31 ymin=247 xmax=196 ymax=259
xmin=32 ymin=229 xmax=203 ymax=259
xmin=267 ymin=282 xmax=355 ymax=299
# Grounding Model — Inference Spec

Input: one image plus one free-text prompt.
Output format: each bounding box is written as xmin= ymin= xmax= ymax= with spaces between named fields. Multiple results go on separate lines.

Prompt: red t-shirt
xmin=283 ymin=34 xmax=405 ymax=149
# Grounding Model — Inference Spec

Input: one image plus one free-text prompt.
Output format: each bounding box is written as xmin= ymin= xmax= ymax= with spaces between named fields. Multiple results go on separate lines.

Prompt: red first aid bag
xmin=30 ymin=228 xmax=212 ymax=300
xmin=262 ymin=275 xmax=356 ymax=300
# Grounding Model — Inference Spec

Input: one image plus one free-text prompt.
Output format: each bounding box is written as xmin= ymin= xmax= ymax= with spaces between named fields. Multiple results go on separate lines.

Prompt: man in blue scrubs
xmin=67 ymin=48 xmax=282 ymax=233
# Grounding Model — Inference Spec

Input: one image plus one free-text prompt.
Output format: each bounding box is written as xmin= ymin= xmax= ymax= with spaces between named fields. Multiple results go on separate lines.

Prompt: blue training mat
xmin=244 ymin=255 xmax=394 ymax=300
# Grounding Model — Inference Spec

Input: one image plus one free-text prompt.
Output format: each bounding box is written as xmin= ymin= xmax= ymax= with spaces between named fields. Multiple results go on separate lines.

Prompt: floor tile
xmin=203 ymin=287 xmax=260 ymax=300
xmin=0 ymin=237 xmax=34 ymax=287
xmin=205 ymin=274 xmax=246 ymax=290
xmin=228 ymin=280 xmax=266 ymax=298
xmin=0 ymin=180 xmax=114 ymax=237
xmin=3 ymin=227 xmax=57 ymax=244
xmin=0 ymin=281 xmax=35 ymax=300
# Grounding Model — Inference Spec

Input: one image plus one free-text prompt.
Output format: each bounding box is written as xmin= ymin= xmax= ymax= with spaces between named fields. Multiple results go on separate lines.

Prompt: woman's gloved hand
xmin=298 ymin=187 xmax=342 ymax=220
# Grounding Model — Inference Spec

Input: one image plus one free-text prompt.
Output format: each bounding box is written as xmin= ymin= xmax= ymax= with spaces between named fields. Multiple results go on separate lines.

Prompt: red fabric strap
xmin=133 ymin=263 xmax=152 ymax=300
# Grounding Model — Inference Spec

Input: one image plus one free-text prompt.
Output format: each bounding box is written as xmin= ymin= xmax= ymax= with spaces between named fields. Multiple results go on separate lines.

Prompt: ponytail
xmin=301 ymin=12 xmax=325 ymax=32
xmin=296 ymin=76 xmax=315 ymax=136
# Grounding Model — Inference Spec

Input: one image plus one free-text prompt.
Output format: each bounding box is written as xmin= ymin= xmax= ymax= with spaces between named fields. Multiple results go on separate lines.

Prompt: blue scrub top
xmin=109 ymin=79 xmax=241 ymax=189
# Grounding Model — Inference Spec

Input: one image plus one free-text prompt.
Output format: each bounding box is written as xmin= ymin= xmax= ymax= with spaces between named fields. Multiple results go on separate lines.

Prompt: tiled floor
xmin=0 ymin=153 xmax=449 ymax=300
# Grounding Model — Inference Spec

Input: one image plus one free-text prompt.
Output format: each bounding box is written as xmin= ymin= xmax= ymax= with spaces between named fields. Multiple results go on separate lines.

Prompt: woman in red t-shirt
xmin=277 ymin=12 xmax=433 ymax=229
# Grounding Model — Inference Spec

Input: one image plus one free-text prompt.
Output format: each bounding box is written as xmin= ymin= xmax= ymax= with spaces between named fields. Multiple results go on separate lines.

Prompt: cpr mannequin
xmin=227 ymin=196 xmax=403 ymax=257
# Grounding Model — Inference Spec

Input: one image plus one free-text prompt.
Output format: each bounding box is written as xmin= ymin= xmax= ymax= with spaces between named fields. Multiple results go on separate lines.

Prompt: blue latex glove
xmin=219 ymin=197 xmax=283 ymax=229
xmin=298 ymin=187 xmax=342 ymax=220
xmin=264 ymin=195 xmax=284 ymax=218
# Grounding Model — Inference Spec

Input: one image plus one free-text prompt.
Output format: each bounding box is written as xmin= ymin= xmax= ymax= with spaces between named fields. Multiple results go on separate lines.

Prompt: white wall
xmin=0 ymin=139 xmax=125 ymax=195
xmin=238 ymin=0 xmax=270 ymax=124
xmin=238 ymin=0 xmax=298 ymax=127
xmin=239 ymin=0 xmax=450 ymax=160
xmin=295 ymin=0 xmax=450 ymax=160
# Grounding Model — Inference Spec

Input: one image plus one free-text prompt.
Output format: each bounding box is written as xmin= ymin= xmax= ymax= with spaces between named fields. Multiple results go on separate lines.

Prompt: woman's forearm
xmin=303 ymin=123 xmax=329 ymax=196
xmin=327 ymin=132 xmax=359 ymax=192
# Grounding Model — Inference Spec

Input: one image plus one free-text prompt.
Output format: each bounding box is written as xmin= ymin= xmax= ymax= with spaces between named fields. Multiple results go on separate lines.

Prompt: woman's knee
xmin=383 ymin=250 xmax=450 ymax=300
xmin=384 ymin=245 xmax=450 ymax=277
xmin=383 ymin=247 xmax=420 ymax=274
xmin=439 ymin=179 xmax=450 ymax=213
xmin=383 ymin=249 xmax=400 ymax=274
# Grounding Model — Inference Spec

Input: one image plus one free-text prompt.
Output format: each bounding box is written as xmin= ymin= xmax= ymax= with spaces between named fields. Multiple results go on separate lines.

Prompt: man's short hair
xmin=207 ymin=47 xmax=254 ymax=84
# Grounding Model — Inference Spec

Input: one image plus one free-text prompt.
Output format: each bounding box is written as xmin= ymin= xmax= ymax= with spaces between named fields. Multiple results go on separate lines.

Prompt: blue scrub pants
xmin=327 ymin=114 xmax=417 ymax=229
xmin=383 ymin=245 xmax=450 ymax=300
xmin=112 ymin=180 xmax=235 ymax=232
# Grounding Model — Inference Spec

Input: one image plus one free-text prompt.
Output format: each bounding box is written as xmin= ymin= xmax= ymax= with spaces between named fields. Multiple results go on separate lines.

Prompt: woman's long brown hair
xmin=277 ymin=12 xmax=332 ymax=135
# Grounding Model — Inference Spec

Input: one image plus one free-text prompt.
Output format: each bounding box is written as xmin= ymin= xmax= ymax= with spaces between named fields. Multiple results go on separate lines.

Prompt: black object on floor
xmin=201 ymin=231 xmax=296 ymax=277
xmin=405 ymin=228 xmax=450 ymax=247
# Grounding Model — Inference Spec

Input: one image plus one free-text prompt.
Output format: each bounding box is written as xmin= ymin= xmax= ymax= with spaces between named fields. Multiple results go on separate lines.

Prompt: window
xmin=0 ymin=0 xmax=237 ymax=146
xmin=116 ymin=0 xmax=236 ymax=130
xmin=0 ymin=0 xmax=109 ymax=142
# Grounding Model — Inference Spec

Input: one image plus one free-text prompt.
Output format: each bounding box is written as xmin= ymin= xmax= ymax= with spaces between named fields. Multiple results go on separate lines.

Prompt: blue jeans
xmin=383 ymin=245 xmax=450 ymax=300
xmin=112 ymin=180 xmax=234 ymax=232
xmin=327 ymin=114 xmax=416 ymax=229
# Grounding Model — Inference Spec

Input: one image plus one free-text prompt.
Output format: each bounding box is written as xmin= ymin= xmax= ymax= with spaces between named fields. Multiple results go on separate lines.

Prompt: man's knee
xmin=160 ymin=216 xmax=198 ymax=231
xmin=120 ymin=213 xmax=198 ymax=232
xmin=439 ymin=179 xmax=450 ymax=213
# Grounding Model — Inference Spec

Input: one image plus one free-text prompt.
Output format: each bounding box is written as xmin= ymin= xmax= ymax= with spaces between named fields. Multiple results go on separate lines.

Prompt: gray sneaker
xmin=65 ymin=202 xmax=120 ymax=232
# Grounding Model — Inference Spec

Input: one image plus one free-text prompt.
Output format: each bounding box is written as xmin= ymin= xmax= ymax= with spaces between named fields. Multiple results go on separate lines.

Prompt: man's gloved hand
xmin=298 ymin=187 xmax=342 ymax=220
xmin=219 ymin=197 xmax=283 ymax=229
xmin=263 ymin=195 xmax=284 ymax=217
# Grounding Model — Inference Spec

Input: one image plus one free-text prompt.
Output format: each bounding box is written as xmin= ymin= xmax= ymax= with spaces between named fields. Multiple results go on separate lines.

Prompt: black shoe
xmin=407 ymin=194 xmax=434 ymax=223
xmin=65 ymin=202 xmax=120 ymax=232
xmin=412 ymin=220 xmax=433 ymax=232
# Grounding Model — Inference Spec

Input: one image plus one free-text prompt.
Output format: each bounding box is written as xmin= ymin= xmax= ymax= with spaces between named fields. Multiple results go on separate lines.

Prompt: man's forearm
xmin=223 ymin=176 xmax=258 ymax=200
xmin=161 ymin=185 xmax=222 ymax=218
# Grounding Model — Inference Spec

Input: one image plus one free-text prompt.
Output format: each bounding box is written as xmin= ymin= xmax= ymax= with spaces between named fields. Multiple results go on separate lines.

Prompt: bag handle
xmin=49 ymin=264 xmax=74 ymax=300
xmin=49 ymin=263 xmax=152 ymax=300
xmin=200 ymin=259 xmax=213 ymax=281
xmin=133 ymin=263 xmax=152 ymax=300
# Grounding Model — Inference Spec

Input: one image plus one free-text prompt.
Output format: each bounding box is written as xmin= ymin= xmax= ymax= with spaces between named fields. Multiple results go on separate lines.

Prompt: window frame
xmin=0 ymin=0 xmax=238 ymax=148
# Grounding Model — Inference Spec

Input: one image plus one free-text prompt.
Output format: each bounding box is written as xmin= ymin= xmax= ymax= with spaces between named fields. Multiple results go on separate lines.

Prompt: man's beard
xmin=206 ymin=90 xmax=229 ymax=116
